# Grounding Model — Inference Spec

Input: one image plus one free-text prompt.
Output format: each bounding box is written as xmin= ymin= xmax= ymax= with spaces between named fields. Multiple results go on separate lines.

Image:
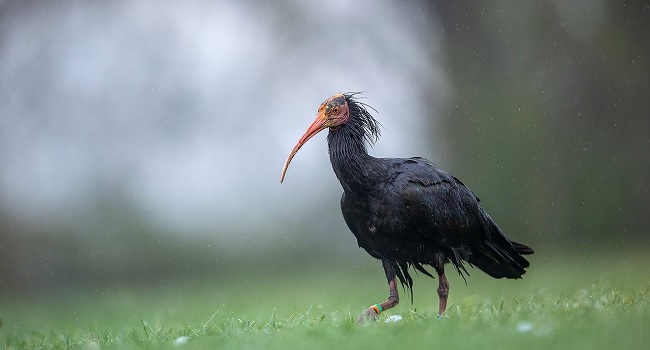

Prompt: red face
xmin=280 ymin=94 xmax=350 ymax=183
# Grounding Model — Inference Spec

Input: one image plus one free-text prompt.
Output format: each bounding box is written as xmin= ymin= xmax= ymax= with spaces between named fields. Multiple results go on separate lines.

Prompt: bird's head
xmin=280 ymin=93 xmax=350 ymax=183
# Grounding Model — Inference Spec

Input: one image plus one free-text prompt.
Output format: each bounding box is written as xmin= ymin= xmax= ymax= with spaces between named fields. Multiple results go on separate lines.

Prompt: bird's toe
xmin=357 ymin=308 xmax=380 ymax=324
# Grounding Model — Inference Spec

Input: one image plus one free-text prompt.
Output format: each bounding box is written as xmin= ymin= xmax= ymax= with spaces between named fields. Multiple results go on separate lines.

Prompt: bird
xmin=280 ymin=93 xmax=534 ymax=323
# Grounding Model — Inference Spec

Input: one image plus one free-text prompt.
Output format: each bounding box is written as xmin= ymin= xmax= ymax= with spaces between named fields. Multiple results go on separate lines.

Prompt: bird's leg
xmin=433 ymin=254 xmax=450 ymax=317
xmin=437 ymin=272 xmax=449 ymax=317
xmin=357 ymin=260 xmax=400 ymax=324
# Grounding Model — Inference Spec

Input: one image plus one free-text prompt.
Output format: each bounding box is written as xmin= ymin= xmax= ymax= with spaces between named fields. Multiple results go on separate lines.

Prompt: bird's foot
xmin=357 ymin=307 xmax=380 ymax=324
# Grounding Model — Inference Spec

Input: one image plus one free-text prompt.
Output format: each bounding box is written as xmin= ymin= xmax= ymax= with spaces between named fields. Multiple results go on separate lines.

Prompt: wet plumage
xmin=281 ymin=93 xmax=533 ymax=322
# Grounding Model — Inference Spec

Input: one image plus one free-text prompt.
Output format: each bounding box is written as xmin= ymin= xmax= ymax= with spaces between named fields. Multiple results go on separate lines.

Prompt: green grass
xmin=1 ymin=251 xmax=649 ymax=349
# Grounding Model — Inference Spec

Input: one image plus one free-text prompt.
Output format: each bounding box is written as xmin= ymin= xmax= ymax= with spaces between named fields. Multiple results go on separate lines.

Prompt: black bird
xmin=280 ymin=93 xmax=533 ymax=322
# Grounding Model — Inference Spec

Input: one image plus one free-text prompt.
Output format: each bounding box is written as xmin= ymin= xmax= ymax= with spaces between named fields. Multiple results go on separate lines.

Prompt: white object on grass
xmin=516 ymin=321 xmax=533 ymax=333
xmin=174 ymin=336 xmax=190 ymax=345
xmin=385 ymin=315 xmax=403 ymax=323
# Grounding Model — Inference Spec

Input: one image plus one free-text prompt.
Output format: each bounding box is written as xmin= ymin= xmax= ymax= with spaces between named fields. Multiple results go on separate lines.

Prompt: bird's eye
xmin=332 ymin=106 xmax=340 ymax=114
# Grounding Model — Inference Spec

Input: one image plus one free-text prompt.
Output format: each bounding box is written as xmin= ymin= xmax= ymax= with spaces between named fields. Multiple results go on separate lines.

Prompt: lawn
xmin=1 ymin=250 xmax=648 ymax=349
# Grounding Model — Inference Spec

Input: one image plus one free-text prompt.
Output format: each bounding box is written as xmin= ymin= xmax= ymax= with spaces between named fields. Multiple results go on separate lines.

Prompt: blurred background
xmin=0 ymin=0 xmax=648 ymax=293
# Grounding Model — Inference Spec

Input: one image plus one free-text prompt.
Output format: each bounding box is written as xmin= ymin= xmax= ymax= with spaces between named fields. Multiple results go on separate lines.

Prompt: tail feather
xmin=466 ymin=211 xmax=534 ymax=279
xmin=512 ymin=241 xmax=535 ymax=255
xmin=468 ymin=240 xmax=532 ymax=279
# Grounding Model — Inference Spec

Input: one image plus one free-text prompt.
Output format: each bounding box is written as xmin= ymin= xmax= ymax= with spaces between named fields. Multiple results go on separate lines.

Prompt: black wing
xmin=394 ymin=157 xmax=532 ymax=279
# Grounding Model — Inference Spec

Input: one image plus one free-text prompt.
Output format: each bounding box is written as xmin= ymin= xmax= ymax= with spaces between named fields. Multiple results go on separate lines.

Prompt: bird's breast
xmin=353 ymin=198 xmax=415 ymax=252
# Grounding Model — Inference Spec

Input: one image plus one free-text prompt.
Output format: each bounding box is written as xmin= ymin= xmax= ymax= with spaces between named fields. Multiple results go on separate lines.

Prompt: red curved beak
xmin=280 ymin=113 xmax=328 ymax=183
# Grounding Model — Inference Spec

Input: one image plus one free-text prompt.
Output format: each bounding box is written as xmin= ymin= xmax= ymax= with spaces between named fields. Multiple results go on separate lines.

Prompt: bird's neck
xmin=327 ymin=126 xmax=375 ymax=194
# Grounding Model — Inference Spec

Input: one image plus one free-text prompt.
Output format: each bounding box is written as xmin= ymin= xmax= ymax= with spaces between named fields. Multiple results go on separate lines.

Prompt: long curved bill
xmin=280 ymin=114 xmax=327 ymax=183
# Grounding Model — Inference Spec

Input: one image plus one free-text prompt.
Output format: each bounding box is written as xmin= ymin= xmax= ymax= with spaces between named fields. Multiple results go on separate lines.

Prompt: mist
xmin=0 ymin=0 xmax=446 ymax=234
